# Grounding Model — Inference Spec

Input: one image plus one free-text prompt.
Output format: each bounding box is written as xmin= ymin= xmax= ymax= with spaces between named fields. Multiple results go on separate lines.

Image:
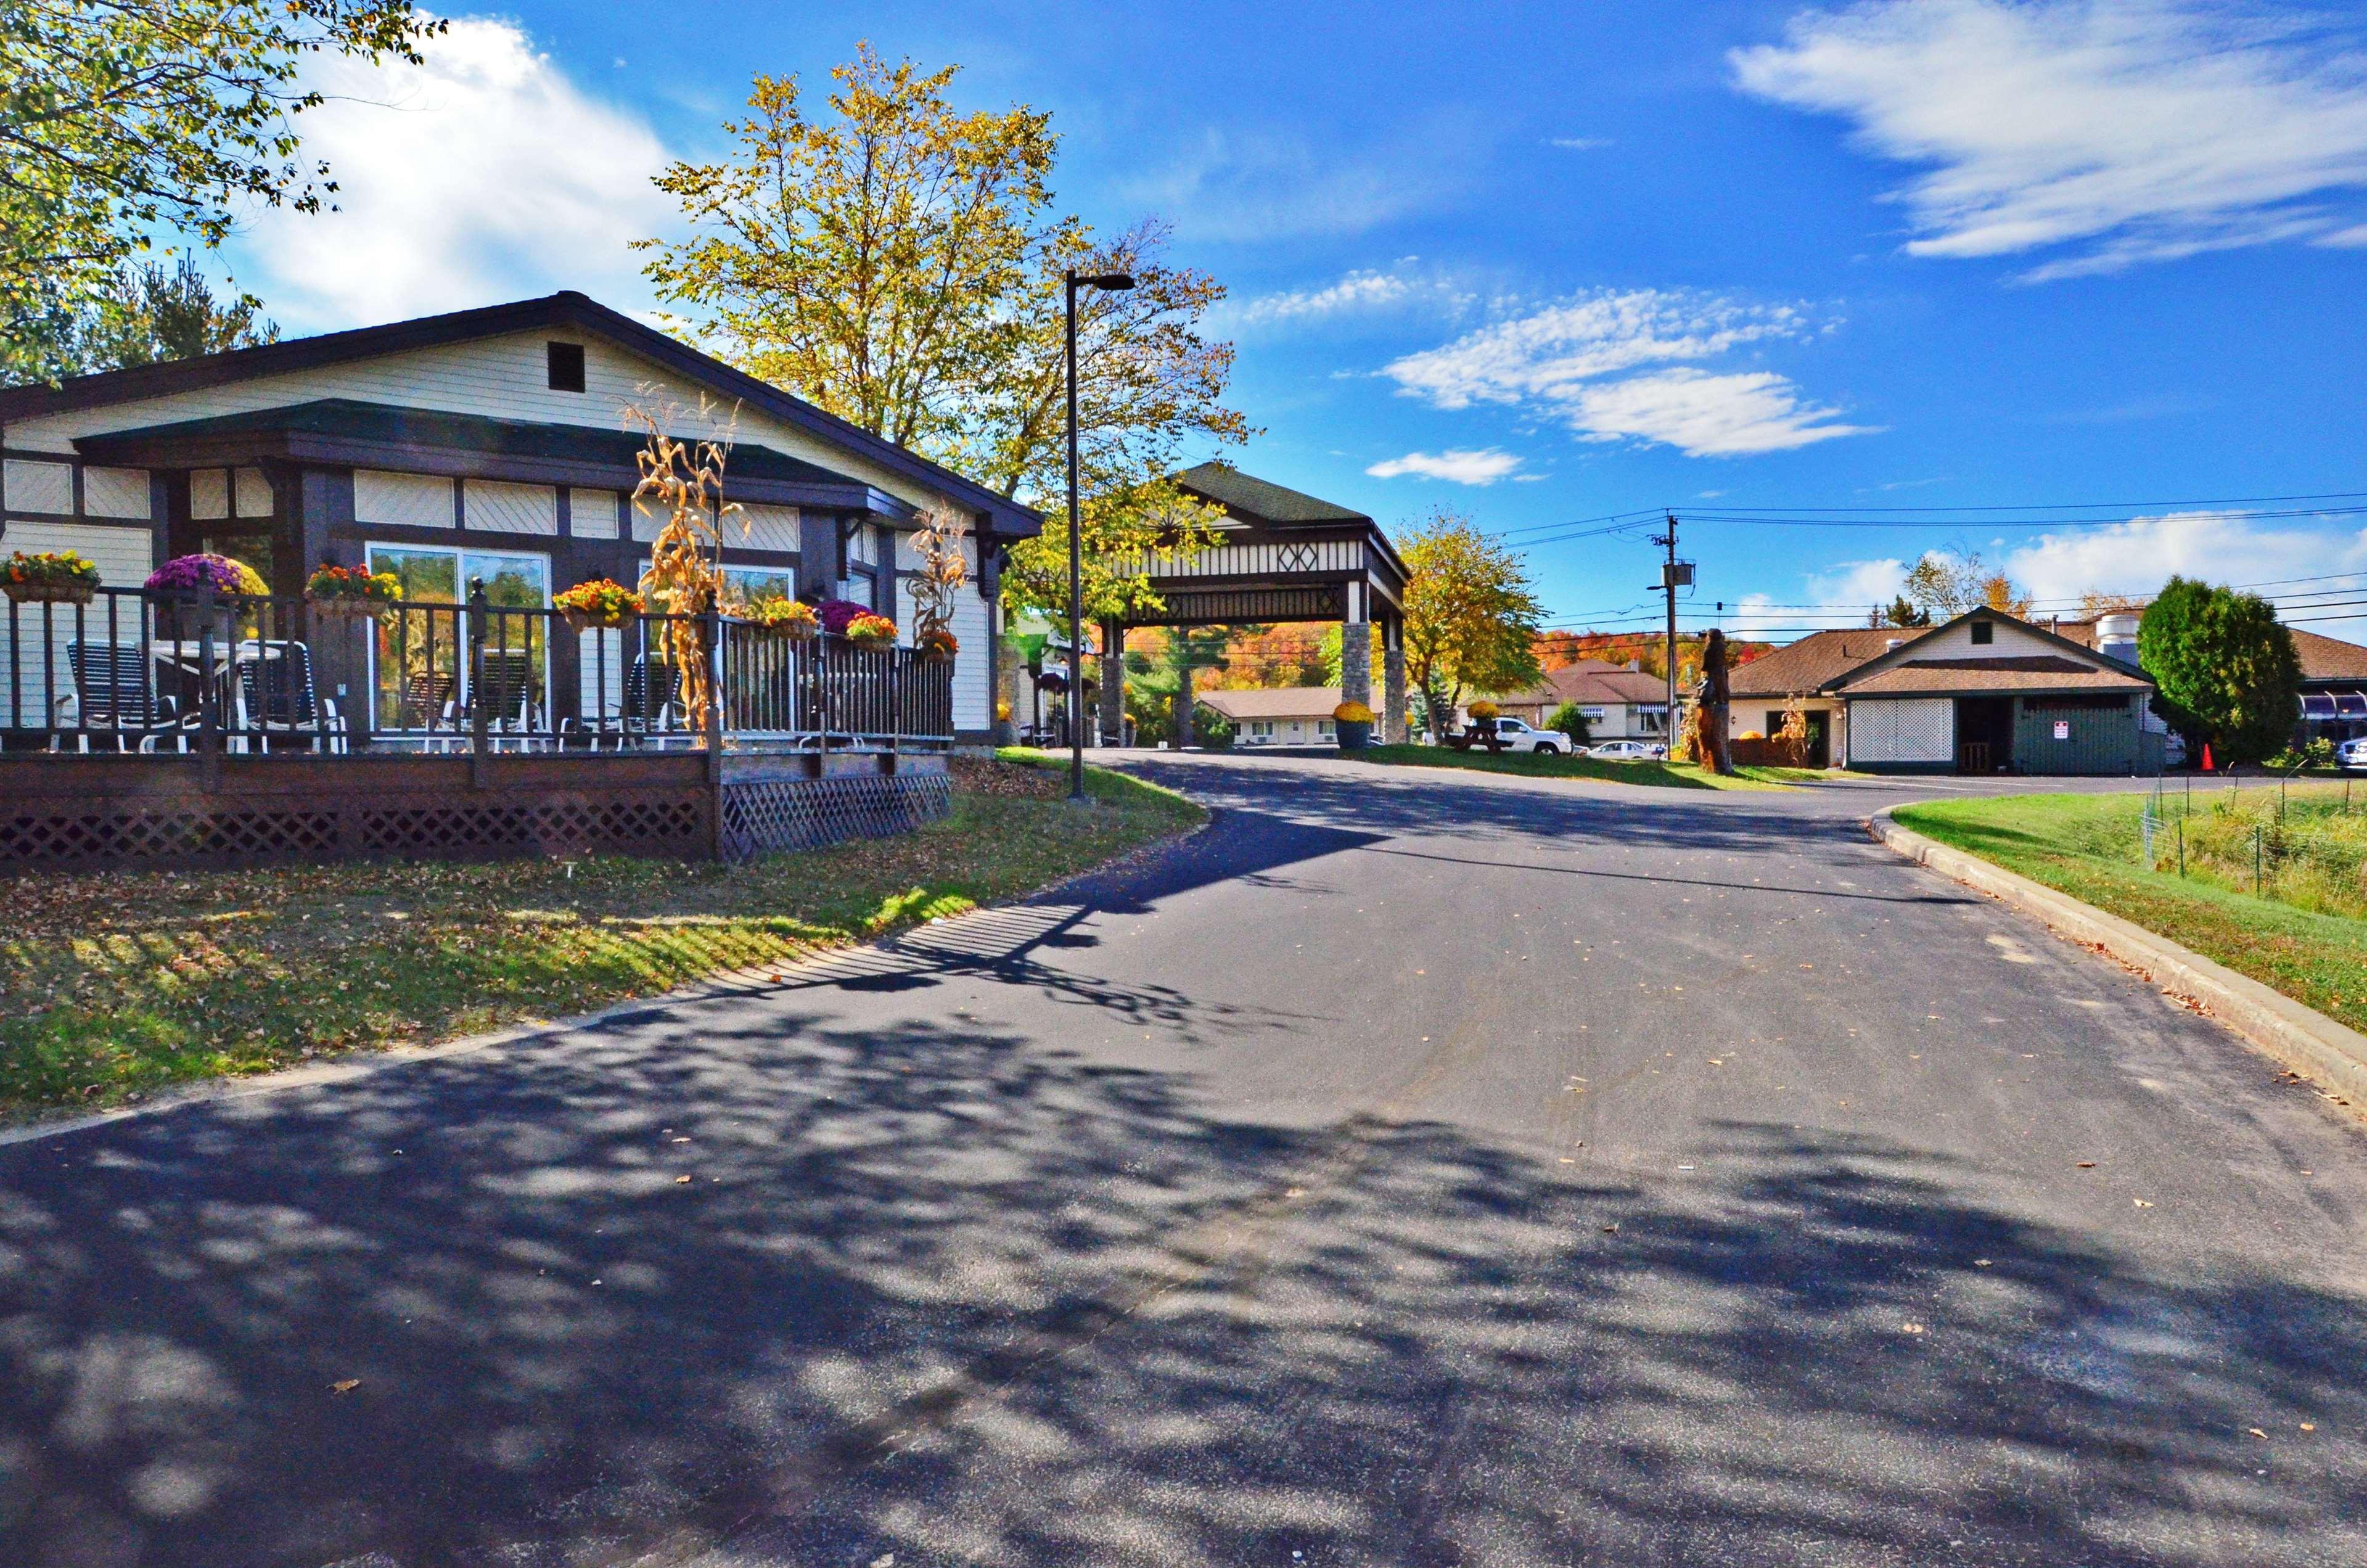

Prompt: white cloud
xmin=1565 ymin=369 xmax=1874 ymax=457
xmin=1549 ymin=136 xmax=1614 ymax=150
xmin=1732 ymin=0 xmax=2367 ymax=277
xmin=1226 ymin=266 xmax=1474 ymax=331
xmin=1365 ymin=448 xmax=1526 ymax=485
xmin=1383 ymin=289 xmax=1873 ymax=457
xmin=228 ymin=17 xmax=673 ymax=328
xmin=1730 ymin=557 xmax=1911 ymax=635
xmin=2007 ymin=510 xmax=2367 ymax=602
xmin=1130 ymin=118 xmax=1483 ymax=243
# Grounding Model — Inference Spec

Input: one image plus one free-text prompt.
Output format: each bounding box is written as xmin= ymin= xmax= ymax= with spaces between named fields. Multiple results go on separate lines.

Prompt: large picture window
xmin=366 ymin=544 xmax=550 ymax=736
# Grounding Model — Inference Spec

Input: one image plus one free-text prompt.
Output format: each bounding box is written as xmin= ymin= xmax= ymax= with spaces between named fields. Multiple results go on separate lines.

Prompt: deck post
xmin=701 ymin=604 xmax=725 ymax=782
xmin=467 ymin=581 xmax=491 ymax=789
xmin=195 ymin=591 xmax=221 ymax=790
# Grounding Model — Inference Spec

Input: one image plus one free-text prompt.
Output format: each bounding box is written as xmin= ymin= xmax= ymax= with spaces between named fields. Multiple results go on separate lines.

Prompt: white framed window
xmin=364 ymin=543 xmax=550 ymax=734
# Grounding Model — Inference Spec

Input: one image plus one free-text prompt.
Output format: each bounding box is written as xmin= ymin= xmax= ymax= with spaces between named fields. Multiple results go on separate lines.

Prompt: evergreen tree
xmin=2137 ymin=577 xmax=2302 ymax=765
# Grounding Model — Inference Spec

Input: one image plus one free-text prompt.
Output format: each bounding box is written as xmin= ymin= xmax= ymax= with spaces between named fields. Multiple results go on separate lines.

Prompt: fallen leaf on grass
xmin=330 ymin=1379 xmax=361 ymax=1395
xmin=675 ymin=1175 xmax=692 ymax=1184
xmin=2077 ymin=1161 xmax=2096 ymax=1168
xmin=2134 ymin=1199 xmax=2154 ymax=1208
xmin=2249 ymin=1428 xmax=2269 ymax=1440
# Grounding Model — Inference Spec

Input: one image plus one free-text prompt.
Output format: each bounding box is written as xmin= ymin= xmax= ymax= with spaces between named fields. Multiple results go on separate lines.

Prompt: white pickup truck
xmin=1444 ymin=716 xmax=1573 ymax=756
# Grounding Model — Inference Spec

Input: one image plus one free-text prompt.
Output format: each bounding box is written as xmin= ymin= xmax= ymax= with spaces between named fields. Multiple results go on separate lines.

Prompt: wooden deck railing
xmin=0 ymin=586 xmax=954 ymax=757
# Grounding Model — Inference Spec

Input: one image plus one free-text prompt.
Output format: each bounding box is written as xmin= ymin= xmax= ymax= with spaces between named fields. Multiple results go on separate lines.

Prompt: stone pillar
xmin=1099 ymin=620 xmax=1125 ymax=746
xmin=1340 ymin=620 xmax=1372 ymax=715
xmin=1175 ymin=662 xmax=1194 ymax=750
xmin=1382 ymin=618 xmax=1407 ymax=744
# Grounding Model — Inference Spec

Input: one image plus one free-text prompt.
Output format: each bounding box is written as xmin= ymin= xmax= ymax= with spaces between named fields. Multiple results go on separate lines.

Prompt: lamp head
xmin=1081 ymin=272 xmax=1135 ymax=291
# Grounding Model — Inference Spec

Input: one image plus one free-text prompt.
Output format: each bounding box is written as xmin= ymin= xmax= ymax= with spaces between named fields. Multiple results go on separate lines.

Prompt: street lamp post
xmin=1066 ymin=266 xmax=1134 ymax=802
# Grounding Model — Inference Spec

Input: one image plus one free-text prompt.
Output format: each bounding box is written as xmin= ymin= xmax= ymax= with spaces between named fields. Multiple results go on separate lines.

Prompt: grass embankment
xmin=0 ymin=755 xmax=1202 ymax=1119
xmin=1893 ymin=782 xmax=2367 ymax=1033
xmin=1349 ymin=742 xmax=1829 ymax=792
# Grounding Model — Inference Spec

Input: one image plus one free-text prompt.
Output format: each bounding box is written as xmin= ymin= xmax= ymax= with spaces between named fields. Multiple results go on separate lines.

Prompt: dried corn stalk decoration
xmin=626 ymin=397 xmax=744 ymax=725
xmin=905 ymin=505 xmax=970 ymax=651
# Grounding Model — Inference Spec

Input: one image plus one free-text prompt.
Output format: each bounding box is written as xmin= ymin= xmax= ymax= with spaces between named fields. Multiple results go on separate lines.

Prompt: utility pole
xmin=1649 ymin=514 xmax=1691 ymax=747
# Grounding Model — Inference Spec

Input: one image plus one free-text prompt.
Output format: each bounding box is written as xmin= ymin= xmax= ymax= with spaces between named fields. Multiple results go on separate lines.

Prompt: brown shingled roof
xmin=2053 ymin=617 xmax=2367 ymax=681
xmin=1194 ymin=686 xmax=1342 ymax=720
xmin=1727 ymin=628 xmax=1929 ymax=697
xmin=1498 ymin=660 xmax=1672 ymax=707
xmin=1843 ymin=662 xmax=2149 ymax=696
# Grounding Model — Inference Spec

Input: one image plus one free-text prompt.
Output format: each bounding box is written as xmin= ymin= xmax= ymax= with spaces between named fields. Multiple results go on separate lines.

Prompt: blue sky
xmin=223 ymin=1 xmax=2367 ymax=641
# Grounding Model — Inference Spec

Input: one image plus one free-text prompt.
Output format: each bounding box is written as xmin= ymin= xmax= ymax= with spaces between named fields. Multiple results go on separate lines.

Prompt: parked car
xmin=1587 ymin=739 xmax=1667 ymax=761
xmin=1443 ymin=716 xmax=1574 ymax=755
xmin=2340 ymin=737 xmax=2367 ymax=771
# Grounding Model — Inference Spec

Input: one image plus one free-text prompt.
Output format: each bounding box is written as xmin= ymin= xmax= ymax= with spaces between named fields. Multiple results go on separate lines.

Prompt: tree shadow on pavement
xmin=3 ymin=1017 xmax=2362 ymax=1567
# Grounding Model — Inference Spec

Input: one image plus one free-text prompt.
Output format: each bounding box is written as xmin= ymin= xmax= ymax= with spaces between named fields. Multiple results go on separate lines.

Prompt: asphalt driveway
xmin=3 ymin=753 xmax=2363 ymax=1567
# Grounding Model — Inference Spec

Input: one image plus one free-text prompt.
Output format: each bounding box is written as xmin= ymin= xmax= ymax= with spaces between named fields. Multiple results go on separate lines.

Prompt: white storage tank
xmin=2096 ymin=612 xmax=2140 ymax=668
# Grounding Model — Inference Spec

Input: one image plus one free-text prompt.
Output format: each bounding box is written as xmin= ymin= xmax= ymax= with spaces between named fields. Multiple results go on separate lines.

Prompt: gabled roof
xmin=1829 ymin=608 xmax=2149 ymax=692
xmin=72 ymin=399 xmax=901 ymax=513
xmin=1497 ymin=660 xmax=1670 ymax=708
xmin=1194 ymin=686 xmax=1343 ymax=720
xmin=1174 ymin=463 xmax=1370 ymax=527
xmin=1842 ymin=661 xmax=2148 ymax=696
xmin=0 ymin=291 xmax=1040 ymax=535
xmin=2053 ymin=617 xmax=2367 ymax=683
xmin=1728 ymin=627 xmax=1924 ymax=697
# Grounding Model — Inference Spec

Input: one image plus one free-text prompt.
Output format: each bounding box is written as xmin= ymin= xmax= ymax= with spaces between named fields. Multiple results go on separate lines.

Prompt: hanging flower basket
xmin=2 ymin=551 xmax=101 ymax=606
xmin=554 ymin=578 xmax=644 ymax=633
xmin=737 ymin=598 xmax=820 ymax=641
xmin=914 ymin=626 xmax=959 ymax=662
xmin=845 ymin=613 xmax=899 ymax=649
xmin=149 ymin=552 xmax=265 ymax=599
xmin=305 ymin=563 xmax=403 ymax=620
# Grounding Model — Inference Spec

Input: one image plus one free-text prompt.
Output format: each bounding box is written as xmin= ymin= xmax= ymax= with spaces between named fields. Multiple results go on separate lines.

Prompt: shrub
xmin=1194 ymin=706 xmax=1236 ymax=749
xmin=1547 ymin=702 xmax=1594 ymax=744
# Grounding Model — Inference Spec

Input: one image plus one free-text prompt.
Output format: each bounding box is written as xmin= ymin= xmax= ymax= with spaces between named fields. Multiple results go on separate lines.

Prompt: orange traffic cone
xmin=2201 ymin=742 xmax=2214 ymax=772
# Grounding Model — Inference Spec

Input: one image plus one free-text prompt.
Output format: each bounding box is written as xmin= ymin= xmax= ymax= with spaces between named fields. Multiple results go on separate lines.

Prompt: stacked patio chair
xmin=623 ymin=654 xmax=692 ymax=749
xmin=396 ymin=671 xmax=459 ymax=752
xmin=54 ymin=641 xmax=189 ymax=753
xmin=234 ymin=641 xmax=347 ymax=753
xmin=464 ymin=647 xmax=543 ymax=750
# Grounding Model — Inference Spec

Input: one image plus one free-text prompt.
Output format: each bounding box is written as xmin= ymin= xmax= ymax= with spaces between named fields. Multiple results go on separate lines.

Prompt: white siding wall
xmin=465 ymin=479 xmax=557 ymax=536
xmin=569 ymin=488 xmax=620 ymax=540
xmin=191 ymin=469 xmax=229 ymax=520
xmin=2 ymin=458 xmax=73 ymax=515
xmin=2 ymin=329 xmax=967 ymax=521
xmin=1847 ymin=698 xmax=1953 ymax=763
xmin=1 ymin=522 xmax=157 ymax=728
xmin=82 ymin=467 xmax=151 ymax=519
xmin=1900 ymin=617 xmax=2062 ymax=660
xmin=737 ymin=503 xmax=800 ymax=552
xmin=356 ymin=470 xmax=456 ymax=529
xmin=234 ymin=467 xmax=275 ymax=518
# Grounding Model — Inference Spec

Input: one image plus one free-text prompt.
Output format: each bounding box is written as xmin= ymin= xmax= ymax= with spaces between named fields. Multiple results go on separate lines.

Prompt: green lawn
xmin=1893 ymin=787 xmax=2367 ymax=1033
xmin=1346 ymin=742 xmax=1828 ymax=791
xmin=0 ymin=756 xmax=1201 ymax=1119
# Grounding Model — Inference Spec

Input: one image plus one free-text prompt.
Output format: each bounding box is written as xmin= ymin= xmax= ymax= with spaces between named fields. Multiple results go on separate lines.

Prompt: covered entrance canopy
xmin=1094 ymin=463 xmax=1411 ymax=743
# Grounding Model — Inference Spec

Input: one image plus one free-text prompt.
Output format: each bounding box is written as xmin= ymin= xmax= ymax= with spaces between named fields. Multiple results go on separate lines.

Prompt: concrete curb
xmin=1868 ymin=806 xmax=2367 ymax=1112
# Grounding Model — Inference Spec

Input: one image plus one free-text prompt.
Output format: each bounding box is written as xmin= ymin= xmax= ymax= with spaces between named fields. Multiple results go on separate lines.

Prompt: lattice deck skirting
xmin=717 ymin=771 xmax=953 ymax=861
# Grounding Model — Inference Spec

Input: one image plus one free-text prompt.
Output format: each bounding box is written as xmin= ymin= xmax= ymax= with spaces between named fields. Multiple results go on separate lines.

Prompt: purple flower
xmin=146 ymin=554 xmax=252 ymax=594
xmin=814 ymin=597 xmax=872 ymax=636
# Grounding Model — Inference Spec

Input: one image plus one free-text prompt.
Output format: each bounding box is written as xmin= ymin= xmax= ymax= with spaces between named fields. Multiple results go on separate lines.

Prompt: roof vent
xmin=1885 ymin=638 xmax=1904 ymax=651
